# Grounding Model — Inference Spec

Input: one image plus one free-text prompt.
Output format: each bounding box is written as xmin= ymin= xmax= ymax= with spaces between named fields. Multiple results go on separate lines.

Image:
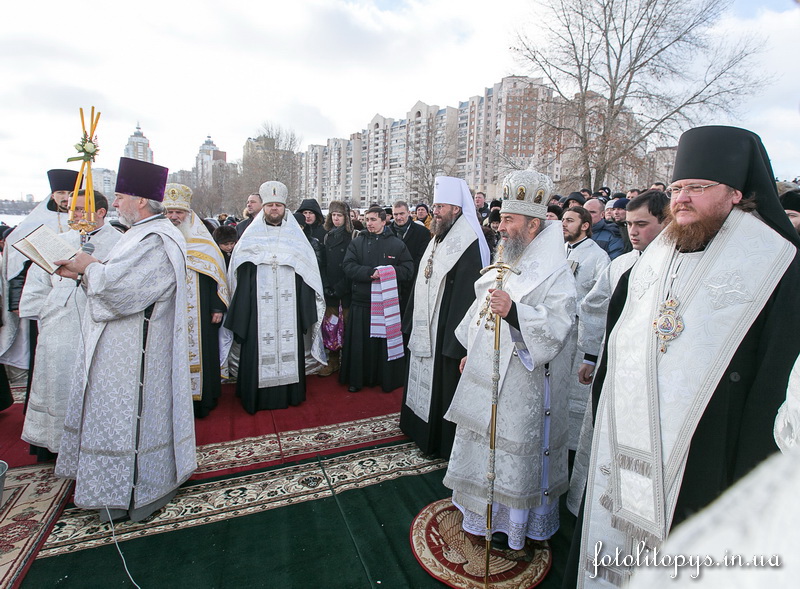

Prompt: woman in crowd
xmin=318 ymin=201 xmax=355 ymax=376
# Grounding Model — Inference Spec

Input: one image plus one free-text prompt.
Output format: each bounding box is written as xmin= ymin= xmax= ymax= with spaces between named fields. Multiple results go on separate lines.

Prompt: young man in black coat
xmin=297 ymin=198 xmax=327 ymax=243
xmin=340 ymin=206 xmax=413 ymax=392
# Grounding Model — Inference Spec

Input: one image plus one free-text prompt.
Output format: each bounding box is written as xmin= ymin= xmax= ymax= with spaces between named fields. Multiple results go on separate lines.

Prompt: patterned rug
xmin=10 ymin=384 xmax=25 ymax=404
xmin=39 ymin=442 xmax=446 ymax=558
xmin=1 ymin=411 xmax=407 ymax=585
xmin=194 ymin=412 xmax=404 ymax=476
xmin=0 ymin=464 xmax=72 ymax=589
xmin=410 ymin=498 xmax=552 ymax=589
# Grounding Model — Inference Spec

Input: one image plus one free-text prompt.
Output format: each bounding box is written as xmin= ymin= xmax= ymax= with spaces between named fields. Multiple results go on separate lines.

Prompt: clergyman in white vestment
xmin=54 ymin=158 xmax=196 ymax=522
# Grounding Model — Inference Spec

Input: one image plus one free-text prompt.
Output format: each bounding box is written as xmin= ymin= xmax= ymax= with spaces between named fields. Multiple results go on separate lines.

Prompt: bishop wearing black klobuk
xmin=571 ymin=126 xmax=800 ymax=588
xmin=400 ymin=176 xmax=489 ymax=459
xmin=224 ymin=182 xmax=326 ymax=414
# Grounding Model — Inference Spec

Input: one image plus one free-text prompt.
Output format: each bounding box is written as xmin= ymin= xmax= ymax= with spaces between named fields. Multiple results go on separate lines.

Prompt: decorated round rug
xmin=410 ymin=498 xmax=552 ymax=588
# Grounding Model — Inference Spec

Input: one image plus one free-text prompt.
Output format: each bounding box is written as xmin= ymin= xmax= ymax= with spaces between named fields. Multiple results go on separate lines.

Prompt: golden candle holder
xmin=67 ymin=107 xmax=101 ymax=234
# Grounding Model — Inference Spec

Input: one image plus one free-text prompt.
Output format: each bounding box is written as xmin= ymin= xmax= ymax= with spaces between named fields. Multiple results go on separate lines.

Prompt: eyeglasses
xmin=665 ymin=183 xmax=721 ymax=198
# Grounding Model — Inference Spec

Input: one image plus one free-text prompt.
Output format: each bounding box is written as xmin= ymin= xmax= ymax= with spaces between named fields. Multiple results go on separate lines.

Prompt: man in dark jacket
xmin=297 ymin=198 xmax=327 ymax=243
xmin=474 ymin=191 xmax=489 ymax=222
xmin=391 ymin=200 xmax=431 ymax=310
xmin=235 ymin=192 xmax=262 ymax=237
xmin=340 ymin=206 xmax=413 ymax=393
xmin=584 ymin=197 xmax=624 ymax=259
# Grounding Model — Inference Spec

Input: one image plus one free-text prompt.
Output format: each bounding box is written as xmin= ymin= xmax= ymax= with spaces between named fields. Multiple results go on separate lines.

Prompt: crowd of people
xmin=1 ymin=124 xmax=799 ymax=585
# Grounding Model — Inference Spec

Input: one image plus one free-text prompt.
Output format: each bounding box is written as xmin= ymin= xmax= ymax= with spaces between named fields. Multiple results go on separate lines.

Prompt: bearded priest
xmin=54 ymin=157 xmax=196 ymax=523
xmin=163 ymin=184 xmax=229 ymax=418
xmin=571 ymin=126 xmax=800 ymax=587
xmin=400 ymin=176 xmax=489 ymax=460
xmin=224 ymin=181 xmax=326 ymax=413
xmin=443 ymin=167 xmax=577 ymax=550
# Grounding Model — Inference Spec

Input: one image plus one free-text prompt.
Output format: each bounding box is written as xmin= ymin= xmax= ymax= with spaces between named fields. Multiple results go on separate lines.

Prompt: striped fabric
xmin=370 ymin=265 xmax=404 ymax=361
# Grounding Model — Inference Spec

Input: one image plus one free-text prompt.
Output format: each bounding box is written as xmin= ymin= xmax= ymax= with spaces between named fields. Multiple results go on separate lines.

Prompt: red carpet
xmin=195 ymin=377 xmax=404 ymax=443
xmin=1 ymin=377 xmax=405 ymax=470
xmin=0 ymin=398 xmax=30 ymax=469
xmin=0 ymin=376 xmax=408 ymax=589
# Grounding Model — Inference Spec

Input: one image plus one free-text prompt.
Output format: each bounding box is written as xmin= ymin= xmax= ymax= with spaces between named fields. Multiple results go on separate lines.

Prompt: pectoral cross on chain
xmin=270 ymin=255 xmax=279 ymax=271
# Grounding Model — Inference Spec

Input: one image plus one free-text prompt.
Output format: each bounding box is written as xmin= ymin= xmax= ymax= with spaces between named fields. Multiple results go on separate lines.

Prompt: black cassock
xmin=193 ymin=273 xmax=227 ymax=418
xmin=562 ymin=251 xmax=800 ymax=588
xmin=399 ymin=239 xmax=482 ymax=459
xmin=0 ymin=367 xmax=11 ymax=412
xmin=224 ymin=262 xmax=318 ymax=414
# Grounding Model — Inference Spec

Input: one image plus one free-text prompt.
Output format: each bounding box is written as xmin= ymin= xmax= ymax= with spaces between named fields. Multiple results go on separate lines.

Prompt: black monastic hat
xmin=115 ymin=157 xmax=169 ymax=202
xmin=672 ymin=125 xmax=800 ymax=246
xmin=47 ymin=169 xmax=80 ymax=193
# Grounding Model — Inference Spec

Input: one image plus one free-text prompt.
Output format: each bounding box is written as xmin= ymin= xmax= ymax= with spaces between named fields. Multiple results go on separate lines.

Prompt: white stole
xmin=229 ymin=211 xmax=326 ymax=388
xmin=406 ymin=214 xmax=476 ymax=421
xmin=603 ymin=208 xmax=795 ymax=547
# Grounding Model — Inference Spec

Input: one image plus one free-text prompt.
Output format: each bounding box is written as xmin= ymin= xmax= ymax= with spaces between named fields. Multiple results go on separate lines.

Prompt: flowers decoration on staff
xmin=68 ymin=134 xmax=99 ymax=163
xmin=67 ymin=107 xmax=101 ymax=234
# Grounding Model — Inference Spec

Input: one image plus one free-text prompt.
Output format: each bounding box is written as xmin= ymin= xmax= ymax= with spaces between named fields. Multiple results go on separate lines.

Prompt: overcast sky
xmin=1 ymin=0 xmax=797 ymax=201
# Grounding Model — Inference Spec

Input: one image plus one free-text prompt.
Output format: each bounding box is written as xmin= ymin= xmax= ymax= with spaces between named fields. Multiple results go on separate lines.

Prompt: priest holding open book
xmin=19 ymin=190 xmax=122 ymax=459
xmin=0 ymin=169 xmax=78 ymax=401
xmin=53 ymin=157 xmax=196 ymax=522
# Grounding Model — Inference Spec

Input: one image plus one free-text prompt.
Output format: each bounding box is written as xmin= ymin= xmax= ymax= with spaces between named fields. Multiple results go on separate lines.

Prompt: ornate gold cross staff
xmin=477 ymin=244 xmax=521 ymax=588
xmin=67 ymin=106 xmax=101 ymax=237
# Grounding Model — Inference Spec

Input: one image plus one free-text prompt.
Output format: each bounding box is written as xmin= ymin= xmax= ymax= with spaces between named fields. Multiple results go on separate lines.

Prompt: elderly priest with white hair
xmin=224 ymin=181 xmax=326 ymax=414
xmin=54 ymin=157 xmax=196 ymax=522
xmin=443 ymin=167 xmax=576 ymax=550
xmin=163 ymin=183 xmax=229 ymax=418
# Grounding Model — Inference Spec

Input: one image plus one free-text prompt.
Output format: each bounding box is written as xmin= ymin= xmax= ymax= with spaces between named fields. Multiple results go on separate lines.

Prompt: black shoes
xmin=347 ymin=386 xmax=361 ymax=393
xmin=491 ymin=531 xmax=510 ymax=550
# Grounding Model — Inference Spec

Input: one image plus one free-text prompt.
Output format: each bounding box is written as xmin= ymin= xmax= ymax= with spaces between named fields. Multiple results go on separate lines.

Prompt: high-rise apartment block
xmin=300 ymin=75 xmax=583 ymax=207
xmin=195 ymin=135 xmax=228 ymax=188
xmin=91 ymin=168 xmax=118 ymax=198
xmin=123 ymin=124 xmax=154 ymax=163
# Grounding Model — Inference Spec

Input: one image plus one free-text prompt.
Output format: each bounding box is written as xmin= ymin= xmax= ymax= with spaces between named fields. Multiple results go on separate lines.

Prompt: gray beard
xmin=118 ymin=212 xmax=137 ymax=227
xmin=175 ymin=218 xmax=191 ymax=239
xmin=498 ymin=234 xmax=528 ymax=263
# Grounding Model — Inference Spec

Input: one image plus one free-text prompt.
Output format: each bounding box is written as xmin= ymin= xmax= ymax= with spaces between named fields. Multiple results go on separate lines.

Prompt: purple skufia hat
xmin=47 ymin=169 xmax=80 ymax=193
xmin=115 ymin=157 xmax=169 ymax=201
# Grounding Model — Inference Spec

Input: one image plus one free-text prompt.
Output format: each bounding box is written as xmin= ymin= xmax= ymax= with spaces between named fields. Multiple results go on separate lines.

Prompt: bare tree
xmin=405 ymin=122 xmax=459 ymax=204
xmin=515 ymin=0 xmax=765 ymax=191
xmin=242 ymin=122 xmax=304 ymax=209
xmin=188 ymin=181 xmax=217 ymax=219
